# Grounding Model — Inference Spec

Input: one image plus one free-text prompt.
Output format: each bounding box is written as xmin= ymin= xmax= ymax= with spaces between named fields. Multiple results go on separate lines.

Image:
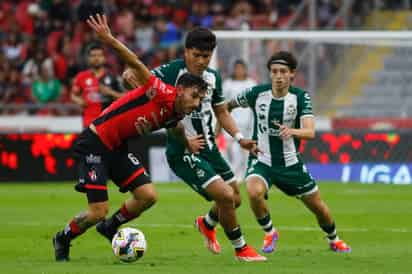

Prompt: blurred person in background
xmin=71 ymin=43 xmax=123 ymax=128
xmin=31 ymin=65 xmax=62 ymax=115
xmin=22 ymin=47 xmax=54 ymax=86
xmin=221 ymin=59 xmax=257 ymax=180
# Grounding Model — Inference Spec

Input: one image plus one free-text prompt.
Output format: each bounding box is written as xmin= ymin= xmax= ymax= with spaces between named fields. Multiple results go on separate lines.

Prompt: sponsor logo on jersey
xmin=86 ymin=154 xmax=102 ymax=164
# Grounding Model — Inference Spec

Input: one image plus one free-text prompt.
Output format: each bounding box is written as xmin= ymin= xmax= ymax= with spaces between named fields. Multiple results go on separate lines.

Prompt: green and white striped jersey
xmin=235 ymin=84 xmax=314 ymax=167
xmin=152 ymin=59 xmax=225 ymax=155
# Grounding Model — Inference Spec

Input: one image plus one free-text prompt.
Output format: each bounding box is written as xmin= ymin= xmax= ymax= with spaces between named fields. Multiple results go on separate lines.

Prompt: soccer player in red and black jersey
xmin=52 ymin=14 xmax=208 ymax=262
xmin=71 ymin=43 xmax=123 ymax=127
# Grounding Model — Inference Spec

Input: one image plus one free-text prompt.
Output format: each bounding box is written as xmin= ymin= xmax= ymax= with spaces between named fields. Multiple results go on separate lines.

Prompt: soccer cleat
xmin=53 ymin=231 xmax=71 ymax=262
xmin=235 ymin=245 xmax=267 ymax=262
xmin=329 ymin=239 xmax=351 ymax=253
xmin=194 ymin=216 xmax=221 ymax=254
xmin=96 ymin=220 xmax=117 ymax=243
xmin=262 ymin=231 xmax=279 ymax=253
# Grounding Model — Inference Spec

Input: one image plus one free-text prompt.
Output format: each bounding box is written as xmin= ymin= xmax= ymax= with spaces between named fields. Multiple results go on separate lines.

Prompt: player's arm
xmin=122 ymin=67 xmax=142 ymax=88
xmin=99 ymin=84 xmax=123 ymax=99
xmin=213 ymin=103 xmax=258 ymax=155
xmin=214 ymin=95 xmax=244 ymax=135
xmin=70 ymin=77 xmax=86 ymax=107
xmin=275 ymin=117 xmax=315 ymax=140
xmin=167 ymin=122 xmax=205 ymax=154
xmin=87 ymin=14 xmax=151 ymax=85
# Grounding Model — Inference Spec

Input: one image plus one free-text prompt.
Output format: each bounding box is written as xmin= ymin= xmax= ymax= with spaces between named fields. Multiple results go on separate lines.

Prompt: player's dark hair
xmin=267 ymin=51 xmax=298 ymax=71
xmin=177 ymin=73 xmax=208 ymax=93
xmin=185 ymin=28 xmax=216 ymax=51
xmin=86 ymin=42 xmax=104 ymax=54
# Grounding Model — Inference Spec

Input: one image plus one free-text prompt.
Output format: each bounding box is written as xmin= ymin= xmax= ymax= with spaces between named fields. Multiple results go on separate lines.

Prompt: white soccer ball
xmin=111 ymin=227 xmax=147 ymax=262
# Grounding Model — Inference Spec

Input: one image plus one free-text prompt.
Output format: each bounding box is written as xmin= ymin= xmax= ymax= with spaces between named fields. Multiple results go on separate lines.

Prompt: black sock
xmin=320 ymin=222 xmax=337 ymax=241
xmin=257 ymin=214 xmax=275 ymax=233
xmin=106 ymin=204 xmax=137 ymax=230
xmin=224 ymin=226 xmax=246 ymax=250
xmin=203 ymin=210 xmax=218 ymax=230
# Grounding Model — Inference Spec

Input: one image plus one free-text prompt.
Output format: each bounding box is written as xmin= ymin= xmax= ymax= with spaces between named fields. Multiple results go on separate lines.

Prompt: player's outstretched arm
xmin=86 ymin=14 xmax=151 ymax=85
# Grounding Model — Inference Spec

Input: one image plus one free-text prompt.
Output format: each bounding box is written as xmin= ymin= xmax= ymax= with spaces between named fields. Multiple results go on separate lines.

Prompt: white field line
xmin=5 ymin=221 xmax=412 ymax=233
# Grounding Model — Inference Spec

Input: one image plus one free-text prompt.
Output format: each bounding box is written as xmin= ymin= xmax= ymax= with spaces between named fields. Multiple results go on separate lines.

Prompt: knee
xmin=141 ymin=189 xmax=158 ymax=209
xmin=233 ymin=192 xmax=242 ymax=208
xmin=247 ymin=183 xmax=266 ymax=202
xmin=216 ymin=186 xmax=235 ymax=207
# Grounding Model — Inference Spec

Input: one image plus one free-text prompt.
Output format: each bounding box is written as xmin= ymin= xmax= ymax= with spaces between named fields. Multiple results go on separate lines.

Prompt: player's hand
xmin=187 ymin=135 xmax=205 ymax=154
xmin=273 ymin=121 xmax=293 ymax=139
xmin=122 ymin=68 xmax=140 ymax=88
xmin=239 ymin=139 xmax=260 ymax=156
xmin=86 ymin=14 xmax=114 ymax=44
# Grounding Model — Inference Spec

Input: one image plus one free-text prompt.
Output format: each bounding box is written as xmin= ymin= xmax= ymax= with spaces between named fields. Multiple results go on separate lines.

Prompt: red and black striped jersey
xmin=92 ymin=75 xmax=182 ymax=150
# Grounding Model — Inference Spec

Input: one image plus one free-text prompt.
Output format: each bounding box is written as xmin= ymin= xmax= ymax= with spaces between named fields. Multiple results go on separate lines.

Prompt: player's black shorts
xmin=73 ymin=128 xmax=151 ymax=203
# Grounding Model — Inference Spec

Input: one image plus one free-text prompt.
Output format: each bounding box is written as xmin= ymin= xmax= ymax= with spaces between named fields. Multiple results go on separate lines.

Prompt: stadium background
xmin=1 ymin=1 xmax=412 ymax=274
xmin=1 ymin=0 xmax=412 ymax=184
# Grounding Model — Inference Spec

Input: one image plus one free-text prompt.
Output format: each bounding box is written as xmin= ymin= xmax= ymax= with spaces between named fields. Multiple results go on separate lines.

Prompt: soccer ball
xmin=111 ymin=227 xmax=147 ymax=262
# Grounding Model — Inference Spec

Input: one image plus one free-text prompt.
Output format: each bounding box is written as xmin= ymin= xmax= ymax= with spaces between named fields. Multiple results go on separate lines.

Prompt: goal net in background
xmin=213 ymin=30 xmax=412 ymax=184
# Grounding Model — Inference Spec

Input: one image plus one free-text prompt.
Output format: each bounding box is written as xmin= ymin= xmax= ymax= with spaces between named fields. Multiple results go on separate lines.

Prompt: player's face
xmin=233 ymin=63 xmax=247 ymax=79
xmin=269 ymin=64 xmax=294 ymax=91
xmin=88 ymin=49 xmax=105 ymax=69
xmin=176 ymin=86 xmax=206 ymax=114
xmin=184 ymin=48 xmax=213 ymax=76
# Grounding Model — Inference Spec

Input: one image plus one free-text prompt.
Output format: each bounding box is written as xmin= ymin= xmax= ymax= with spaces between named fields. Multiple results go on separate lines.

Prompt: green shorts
xmin=166 ymin=148 xmax=235 ymax=201
xmin=245 ymin=158 xmax=317 ymax=197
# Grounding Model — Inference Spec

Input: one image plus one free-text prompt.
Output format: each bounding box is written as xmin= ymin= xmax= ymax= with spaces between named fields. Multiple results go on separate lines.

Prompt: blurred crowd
xmin=0 ymin=0 xmax=391 ymax=115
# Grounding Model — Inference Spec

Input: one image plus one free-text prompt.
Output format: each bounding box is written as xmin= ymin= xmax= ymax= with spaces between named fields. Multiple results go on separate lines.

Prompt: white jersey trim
xmin=245 ymin=174 xmax=270 ymax=191
xmin=201 ymin=175 xmax=222 ymax=189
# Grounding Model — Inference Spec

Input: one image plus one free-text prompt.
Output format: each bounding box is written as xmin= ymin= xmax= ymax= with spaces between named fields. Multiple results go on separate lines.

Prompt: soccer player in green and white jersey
xmin=228 ymin=51 xmax=351 ymax=254
xmin=120 ymin=28 xmax=265 ymax=261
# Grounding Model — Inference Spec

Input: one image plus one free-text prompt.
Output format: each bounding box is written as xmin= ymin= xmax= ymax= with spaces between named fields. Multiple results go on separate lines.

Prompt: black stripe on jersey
xmin=93 ymin=94 xmax=150 ymax=125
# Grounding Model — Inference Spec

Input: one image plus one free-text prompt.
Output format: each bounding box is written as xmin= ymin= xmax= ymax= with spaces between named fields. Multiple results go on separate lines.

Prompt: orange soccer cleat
xmin=195 ymin=216 xmax=221 ymax=254
xmin=330 ymin=239 xmax=351 ymax=253
xmin=235 ymin=245 xmax=267 ymax=262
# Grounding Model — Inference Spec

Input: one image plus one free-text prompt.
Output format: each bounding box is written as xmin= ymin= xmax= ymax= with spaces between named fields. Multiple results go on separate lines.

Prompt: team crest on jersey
xmin=287 ymin=104 xmax=296 ymax=115
xmin=88 ymin=169 xmax=97 ymax=181
xmin=86 ymin=78 xmax=93 ymax=86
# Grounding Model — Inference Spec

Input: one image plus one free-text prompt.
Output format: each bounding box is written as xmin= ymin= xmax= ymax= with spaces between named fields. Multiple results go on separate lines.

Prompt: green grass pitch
xmin=0 ymin=182 xmax=411 ymax=274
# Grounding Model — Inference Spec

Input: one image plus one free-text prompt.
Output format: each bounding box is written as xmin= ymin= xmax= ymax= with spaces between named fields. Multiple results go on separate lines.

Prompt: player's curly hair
xmin=266 ymin=51 xmax=298 ymax=71
xmin=177 ymin=73 xmax=209 ymax=93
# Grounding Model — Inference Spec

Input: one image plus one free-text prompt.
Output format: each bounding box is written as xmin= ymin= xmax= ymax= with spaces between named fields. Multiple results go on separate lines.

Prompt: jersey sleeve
xmin=298 ymin=91 xmax=314 ymax=119
xmin=234 ymin=86 xmax=257 ymax=108
xmin=211 ymin=71 xmax=225 ymax=106
xmin=144 ymin=75 xmax=174 ymax=102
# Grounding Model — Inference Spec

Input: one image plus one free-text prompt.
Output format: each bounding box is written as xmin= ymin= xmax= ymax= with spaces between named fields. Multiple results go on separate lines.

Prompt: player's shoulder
xmin=251 ymin=83 xmax=271 ymax=94
xmin=159 ymin=59 xmax=186 ymax=71
xmin=205 ymin=66 xmax=221 ymax=79
xmin=289 ymin=85 xmax=309 ymax=97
